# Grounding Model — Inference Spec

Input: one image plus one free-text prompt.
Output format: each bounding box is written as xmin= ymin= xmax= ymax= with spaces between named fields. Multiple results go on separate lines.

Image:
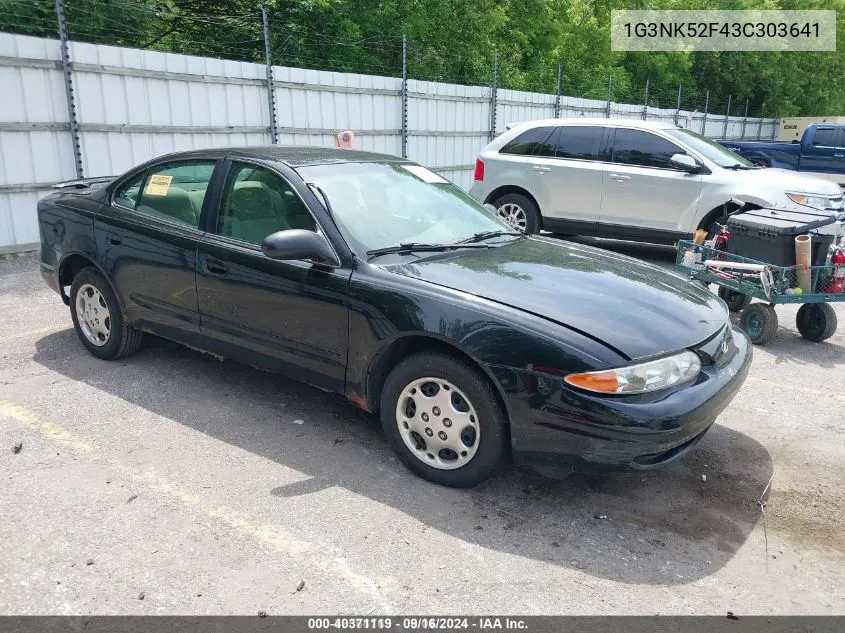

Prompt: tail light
xmin=473 ymin=159 xmax=485 ymax=181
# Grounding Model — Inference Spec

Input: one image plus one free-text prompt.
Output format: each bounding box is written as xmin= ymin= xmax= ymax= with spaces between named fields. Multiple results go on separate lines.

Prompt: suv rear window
xmin=554 ymin=126 xmax=603 ymax=161
xmin=499 ymin=126 xmax=555 ymax=155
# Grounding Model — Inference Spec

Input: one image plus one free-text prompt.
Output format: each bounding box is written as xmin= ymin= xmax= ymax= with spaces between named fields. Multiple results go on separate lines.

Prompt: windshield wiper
xmin=457 ymin=230 xmax=523 ymax=244
xmin=366 ymin=242 xmax=489 ymax=259
xmin=725 ymin=163 xmax=753 ymax=170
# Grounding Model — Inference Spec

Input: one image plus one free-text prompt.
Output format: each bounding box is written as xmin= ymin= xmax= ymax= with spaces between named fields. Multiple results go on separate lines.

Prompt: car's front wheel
xmin=491 ymin=193 xmax=540 ymax=234
xmin=380 ymin=352 xmax=509 ymax=487
xmin=70 ymin=267 xmax=143 ymax=360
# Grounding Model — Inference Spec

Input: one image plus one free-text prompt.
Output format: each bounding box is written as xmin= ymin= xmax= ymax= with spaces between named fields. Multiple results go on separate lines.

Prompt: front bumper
xmin=490 ymin=326 xmax=752 ymax=474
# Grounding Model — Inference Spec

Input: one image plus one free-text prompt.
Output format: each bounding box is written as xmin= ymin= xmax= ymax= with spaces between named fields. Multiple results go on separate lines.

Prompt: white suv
xmin=469 ymin=118 xmax=845 ymax=242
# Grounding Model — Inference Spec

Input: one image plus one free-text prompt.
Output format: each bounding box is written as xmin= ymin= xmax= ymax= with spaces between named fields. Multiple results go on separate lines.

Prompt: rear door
xmin=96 ymin=159 xmax=219 ymax=344
xmin=599 ymin=128 xmax=704 ymax=237
xmin=195 ymin=159 xmax=351 ymax=393
xmin=520 ymin=125 xmax=606 ymax=232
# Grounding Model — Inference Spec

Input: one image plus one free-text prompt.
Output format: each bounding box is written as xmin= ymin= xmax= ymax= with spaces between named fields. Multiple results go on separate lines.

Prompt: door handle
xmin=107 ymin=234 xmax=122 ymax=246
xmin=532 ymin=166 xmax=551 ymax=173
xmin=203 ymin=259 xmax=229 ymax=276
xmin=609 ymin=173 xmax=631 ymax=182
xmin=835 ymin=153 xmax=844 ymax=158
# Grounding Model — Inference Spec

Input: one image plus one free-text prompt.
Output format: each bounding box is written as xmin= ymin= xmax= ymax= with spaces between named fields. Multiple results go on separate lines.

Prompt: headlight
xmin=564 ymin=351 xmax=701 ymax=394
xmin=786 ymin=192 xmax=841 ymax=210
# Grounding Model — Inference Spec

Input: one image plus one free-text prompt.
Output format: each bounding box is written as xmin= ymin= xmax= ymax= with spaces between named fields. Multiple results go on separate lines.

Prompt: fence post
xmin=758 ymin=102 xmax=765 ymax=140
xmin=605 ymin=74 xmax=612 ymax=118
xmin=488 ymin=53 xmax=498 ymax=141
xmin=674 ymin=85 xmax=681 ymax=125
xmin=701 ymin=90 xmax=709 ymax=135
xmin=642 ymin=79 xmax=649 ymax=120
xmin=722 ymin=94 xmax=732 ymax=139
xmin=554 ymin=63 xmax=562 ymax=118
xmin=261 ymin=8 xmax=278 ymax=144
xmin=401 ymin=34 xmax=408 ymax=158
xmin=741 ymin=99 xmax=749 ymax=139
xmin=54 ymin=0 xmax=83 ymax=178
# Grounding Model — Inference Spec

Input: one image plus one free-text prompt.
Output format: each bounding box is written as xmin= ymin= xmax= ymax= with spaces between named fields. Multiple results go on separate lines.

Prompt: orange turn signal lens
xmin=564 ymin=371 xmax=619 ymax=393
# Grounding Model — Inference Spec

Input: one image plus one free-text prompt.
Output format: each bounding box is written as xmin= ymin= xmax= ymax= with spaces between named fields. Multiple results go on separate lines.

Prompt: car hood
xmin=382 ymin=237 xmax=728 ymax=360
xmin=732 ymin=167 xmax=841 ymax=196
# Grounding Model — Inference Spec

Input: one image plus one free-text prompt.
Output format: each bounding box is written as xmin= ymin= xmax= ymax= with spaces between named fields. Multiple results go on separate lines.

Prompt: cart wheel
xmin=741 ymin=303 xmax=779 ymax=345
xmin=796 ymin=303 xmax=838 ymax=342
xmin=718 ymin=287 xmax=751 ymax=313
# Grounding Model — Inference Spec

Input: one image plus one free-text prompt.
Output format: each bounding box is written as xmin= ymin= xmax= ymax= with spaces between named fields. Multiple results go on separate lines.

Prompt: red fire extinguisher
xmin=830 ymin=248 xmax=845 ymax=293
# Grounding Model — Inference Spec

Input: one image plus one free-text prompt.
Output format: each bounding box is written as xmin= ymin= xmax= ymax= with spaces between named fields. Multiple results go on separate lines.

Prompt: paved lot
xmin=1 ymin=245 xmax=844 ymax=615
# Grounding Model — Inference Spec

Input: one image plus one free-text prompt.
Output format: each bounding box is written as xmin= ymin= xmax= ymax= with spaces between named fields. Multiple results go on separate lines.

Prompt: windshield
xmin=666 ymin=128 xmax=753 ymax=167
xmin=297 ymin=162 xmax=511 ymax=253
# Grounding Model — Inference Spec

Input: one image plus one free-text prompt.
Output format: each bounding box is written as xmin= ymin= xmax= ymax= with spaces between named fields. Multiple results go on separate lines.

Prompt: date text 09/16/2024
xmin=307 ymin=617 xmax=527 ymax=630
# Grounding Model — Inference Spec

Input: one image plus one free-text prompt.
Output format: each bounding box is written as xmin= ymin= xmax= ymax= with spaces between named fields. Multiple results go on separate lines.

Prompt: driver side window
xmin=217 ymin=163 xmax=317 ymax=245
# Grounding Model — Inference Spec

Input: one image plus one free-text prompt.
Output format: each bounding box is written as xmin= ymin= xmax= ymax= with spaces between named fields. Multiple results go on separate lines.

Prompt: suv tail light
xmin=473 ymin=159 xmax=485 ymax=181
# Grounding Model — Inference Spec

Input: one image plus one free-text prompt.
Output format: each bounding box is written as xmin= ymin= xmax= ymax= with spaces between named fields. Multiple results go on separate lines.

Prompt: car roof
xmin=149 ymin=145 xmax=409 ymax=167
xmin=508 ymin=118 xmax=680 ymax=132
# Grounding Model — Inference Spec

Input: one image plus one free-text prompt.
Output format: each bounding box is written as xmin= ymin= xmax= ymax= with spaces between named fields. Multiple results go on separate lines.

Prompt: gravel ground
xmin=1 ymin=246 xmax=843 ymax=615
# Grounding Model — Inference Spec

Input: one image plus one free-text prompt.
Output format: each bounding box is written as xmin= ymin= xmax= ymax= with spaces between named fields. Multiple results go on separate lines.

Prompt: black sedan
xmin=37 ymin=147 xmax=751 ymax=487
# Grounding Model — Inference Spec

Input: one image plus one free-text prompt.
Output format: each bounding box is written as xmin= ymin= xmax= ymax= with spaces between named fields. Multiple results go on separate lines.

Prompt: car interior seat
xmin=225 ymin=182 xmax=290 ymax=243
xmin=139 ymin=186 xmax=198 ymax=226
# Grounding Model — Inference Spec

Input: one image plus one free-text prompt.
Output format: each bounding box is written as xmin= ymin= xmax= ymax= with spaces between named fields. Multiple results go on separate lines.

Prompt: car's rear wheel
xmin=380 ymin=352 xmax=509 ymax=487
xmin=70 ymin=267 xmax=143 ymax=360
xmin=492 ymin=193 xmax=540 ymax=234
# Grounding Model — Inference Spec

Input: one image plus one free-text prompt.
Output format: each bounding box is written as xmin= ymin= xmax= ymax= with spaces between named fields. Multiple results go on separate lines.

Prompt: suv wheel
xmin=492 ymin=193 xmax=540 ymax=234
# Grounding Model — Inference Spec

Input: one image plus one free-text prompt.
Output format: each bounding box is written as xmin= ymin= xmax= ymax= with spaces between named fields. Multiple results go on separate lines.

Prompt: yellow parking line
xmin=0 ymin=400 xmax=398 ymax=610
xmin=0 ymin=325 xmax=67 ymax=345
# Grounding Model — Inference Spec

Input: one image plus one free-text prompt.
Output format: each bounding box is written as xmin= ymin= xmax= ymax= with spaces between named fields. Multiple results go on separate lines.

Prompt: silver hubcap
xmin=395 ymin=377 xmax=480 ymax=470
xmin=497 ymin=203 xmax=527 ymax=231
xmin=75 ymin=284 xmax=111 ymax=347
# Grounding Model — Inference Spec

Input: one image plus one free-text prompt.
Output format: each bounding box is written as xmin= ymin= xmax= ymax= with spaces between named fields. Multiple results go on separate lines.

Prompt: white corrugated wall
xmin=0 ymin=32 xmax=780 ymax=252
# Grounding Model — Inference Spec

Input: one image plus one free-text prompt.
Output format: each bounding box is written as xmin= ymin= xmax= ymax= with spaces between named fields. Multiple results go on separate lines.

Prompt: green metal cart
xmin=676 ymin=240 xmax=842 ymax=345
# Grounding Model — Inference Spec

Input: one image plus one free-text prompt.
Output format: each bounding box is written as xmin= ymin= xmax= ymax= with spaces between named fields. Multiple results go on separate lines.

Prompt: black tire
xmin=718 ymin=287 xmax=752 ymax=313
xmin=379 ymin=352 xmax=509 ymax=487
xmin=491 ymin=192 xmax=541 ymax=234
xmin=740 ymin=303 xmax=779 ymax=345
xmin=69 ymin=267 xmax=143 ymax=360
xmin=796 ymin=303 xmax=838 ymax=342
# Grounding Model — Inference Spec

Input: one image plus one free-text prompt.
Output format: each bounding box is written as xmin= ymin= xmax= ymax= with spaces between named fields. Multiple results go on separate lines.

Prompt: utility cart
xmin=676 ymin=240 xmax=843 ymax=345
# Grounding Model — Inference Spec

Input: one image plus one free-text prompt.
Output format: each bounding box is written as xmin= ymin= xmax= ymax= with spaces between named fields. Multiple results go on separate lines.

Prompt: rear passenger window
xmin=812 ymin=128 xmax=837 ymax=146
xmin=499 ymin=126 xmax=555 ymax=155
xmin=114 ymin=172 xmax=144 ymax=210
xmin=132 ymin=161 xmax=216 ymax=228
xmin=217 ymin=163 xmax=317 ymax=245
xmin=554 ymin=126 xmax=603 ymax=161
xmin=612 ymin=129 xmax=685 ymax=169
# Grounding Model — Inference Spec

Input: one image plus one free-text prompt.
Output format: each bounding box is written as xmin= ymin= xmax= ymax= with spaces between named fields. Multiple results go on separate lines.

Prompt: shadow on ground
xmin=34 ymin=327 xmax=773 ymax=586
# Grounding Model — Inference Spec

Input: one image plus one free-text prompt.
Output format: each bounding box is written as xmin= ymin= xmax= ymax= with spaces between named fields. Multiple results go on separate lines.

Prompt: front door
xmin=801 ymin=126 xmax=845 ymax=186
xmin=95 ymin=159 xmax=219 ymax=345
xmin=195 ymin=160 xmax=350 ymax=392
xmin=600 ymin=128 xmax=704 ymax=238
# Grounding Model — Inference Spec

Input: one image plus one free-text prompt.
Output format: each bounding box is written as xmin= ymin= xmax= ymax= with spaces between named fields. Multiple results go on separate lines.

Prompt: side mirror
xmin=669 ymin=153 xmax=699 ymax=172
xmin=261 ymin=229 xmax=338 ymax=266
